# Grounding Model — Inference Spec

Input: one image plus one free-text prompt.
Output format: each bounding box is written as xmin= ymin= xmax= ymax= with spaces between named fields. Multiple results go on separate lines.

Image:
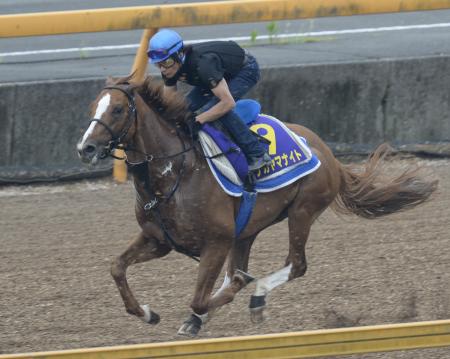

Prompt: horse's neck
xmin=127 ymin=95 xmax=196 ymax=199
xmin=129 ymin=95 xmax=182 ymax=162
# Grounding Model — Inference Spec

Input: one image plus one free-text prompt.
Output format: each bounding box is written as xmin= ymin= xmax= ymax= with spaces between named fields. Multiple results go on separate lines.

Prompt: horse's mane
xmin=107 ymin=75 xmax=192 ymax=125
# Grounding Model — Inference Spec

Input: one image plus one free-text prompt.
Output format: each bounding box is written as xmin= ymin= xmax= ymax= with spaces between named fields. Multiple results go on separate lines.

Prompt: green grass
xmin=244 ymin=20 xmax=334 ymax=47
xmin=79 ymin=41 xmax=89 ymax=59
xmin=266 ymin=21 xmax=279 ymax=44
xmin=241 ymin=35 xmax=335 ymax=48
xmin=250 ymin=30 xmax=258 ymax=44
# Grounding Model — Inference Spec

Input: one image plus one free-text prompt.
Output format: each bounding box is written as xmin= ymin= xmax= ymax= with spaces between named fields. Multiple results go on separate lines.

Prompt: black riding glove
xmin=187 ymin=115 xmax=202 ymax=140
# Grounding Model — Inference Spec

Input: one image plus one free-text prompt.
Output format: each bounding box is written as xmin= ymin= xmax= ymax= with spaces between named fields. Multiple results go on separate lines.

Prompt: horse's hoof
xmin=148 ymin=311 xmax=160 ymax=324
xmin=249 ymin=295 xmax=266 ymax=324
xmin=139 ymin=304 xmax=160 ymax=325
xmin=250 ymin=306 xmax=265 ymax=324
xmin=177 ymin=314 xmax=202 ymax=337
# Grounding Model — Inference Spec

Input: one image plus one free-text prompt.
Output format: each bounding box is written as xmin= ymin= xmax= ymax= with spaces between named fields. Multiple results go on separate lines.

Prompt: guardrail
xmin=2 ymin=0 xmax=450 ymax=37
xmin=1 ymin=319 xmax=450 ymax=358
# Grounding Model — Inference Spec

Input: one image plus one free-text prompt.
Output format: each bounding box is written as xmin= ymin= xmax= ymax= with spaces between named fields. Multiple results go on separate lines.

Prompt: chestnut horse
xmin=77 ymin=76 xmax=437 ymax=337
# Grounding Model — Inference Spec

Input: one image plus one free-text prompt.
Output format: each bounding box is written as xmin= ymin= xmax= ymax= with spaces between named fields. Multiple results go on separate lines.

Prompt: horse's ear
xmin=129 ymin=70 xmax=153 ymax=85
xmin=105 ymin=76 xmax=115 ymax=86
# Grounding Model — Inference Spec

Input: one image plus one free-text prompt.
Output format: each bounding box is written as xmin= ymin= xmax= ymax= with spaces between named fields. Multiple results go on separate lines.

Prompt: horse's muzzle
xmin=77 ymin=140 xmax=104 ymax=165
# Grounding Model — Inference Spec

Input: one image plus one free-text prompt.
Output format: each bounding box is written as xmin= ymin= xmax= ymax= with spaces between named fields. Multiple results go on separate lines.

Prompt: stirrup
xmin=248 ymin=152 xmax=272 ymax=171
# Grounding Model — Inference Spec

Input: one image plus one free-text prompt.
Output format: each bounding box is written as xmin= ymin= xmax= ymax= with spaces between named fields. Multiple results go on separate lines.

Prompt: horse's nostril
xmin=84 ymin=144 xmax=97 ymax=154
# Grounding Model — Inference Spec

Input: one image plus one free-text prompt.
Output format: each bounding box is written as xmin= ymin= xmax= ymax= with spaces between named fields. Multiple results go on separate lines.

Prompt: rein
xmin=121 ymin=142 xmax=194 ymax=165
xmin=94 ymin=84 xmax=199 ymax=262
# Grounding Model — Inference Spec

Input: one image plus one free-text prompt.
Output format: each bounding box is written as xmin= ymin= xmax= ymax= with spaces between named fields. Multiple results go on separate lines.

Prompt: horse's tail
xmin=332 ymin=143 xmax=438 ymax=219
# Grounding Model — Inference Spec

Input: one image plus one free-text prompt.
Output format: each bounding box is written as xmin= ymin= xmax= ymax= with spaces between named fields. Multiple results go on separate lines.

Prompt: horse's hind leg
xmin=208 ymin=235 xmax=257 ymax=314
xmin=110 ymin=232 xmax=171 ymax=324
xmin=249 ymin=201 xmax=326 ymax=323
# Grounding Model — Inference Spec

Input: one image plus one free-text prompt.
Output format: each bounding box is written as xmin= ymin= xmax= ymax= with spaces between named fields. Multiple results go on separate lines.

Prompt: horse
xmin=77 ymin=75 xmax=438 ymax=337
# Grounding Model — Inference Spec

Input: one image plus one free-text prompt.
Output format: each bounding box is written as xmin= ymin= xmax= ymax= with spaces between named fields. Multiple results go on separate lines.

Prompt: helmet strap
xmin=174 ymin=50 xmax=186 ymax=65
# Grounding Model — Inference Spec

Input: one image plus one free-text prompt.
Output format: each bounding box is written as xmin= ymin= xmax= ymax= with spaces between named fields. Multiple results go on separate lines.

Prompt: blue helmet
xmin=148 ymin=29 xmax=183 ymax=63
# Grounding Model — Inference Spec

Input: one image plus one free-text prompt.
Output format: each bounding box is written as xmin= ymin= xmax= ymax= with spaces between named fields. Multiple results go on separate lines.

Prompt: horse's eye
xmin=112 ymin=106 xmax=123 ymax=115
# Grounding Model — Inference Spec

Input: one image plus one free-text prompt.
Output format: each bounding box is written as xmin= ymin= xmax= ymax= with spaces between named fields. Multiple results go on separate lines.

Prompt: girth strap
xmin=131 ymin=160 xmax=200 ymax=262
xmin=152 ymin=207 xmax=200 ymax=262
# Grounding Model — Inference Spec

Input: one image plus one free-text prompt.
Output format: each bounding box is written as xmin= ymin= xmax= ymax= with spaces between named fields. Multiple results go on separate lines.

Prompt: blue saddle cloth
xmin=200 ymin=100 xmax=321 ymax=197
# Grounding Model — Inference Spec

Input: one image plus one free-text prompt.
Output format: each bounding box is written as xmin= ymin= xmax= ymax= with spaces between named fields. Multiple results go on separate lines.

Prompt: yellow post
xmin=131 ymin=28 xmax=158 ymax=82
xmin=112 ymin=149 xmax=128 ymax=183
xmin=113 ymin=28 xmax=157 ymax=183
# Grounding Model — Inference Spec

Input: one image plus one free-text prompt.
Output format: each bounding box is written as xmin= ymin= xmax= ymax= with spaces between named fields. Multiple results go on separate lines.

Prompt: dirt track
xmin=1 ymin=157 xmax=449 ymax=358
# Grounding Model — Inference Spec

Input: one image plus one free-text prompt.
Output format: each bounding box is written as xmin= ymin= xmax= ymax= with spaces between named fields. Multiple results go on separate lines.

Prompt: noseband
xmin=89 ymin=85 xmax=137 ymax=158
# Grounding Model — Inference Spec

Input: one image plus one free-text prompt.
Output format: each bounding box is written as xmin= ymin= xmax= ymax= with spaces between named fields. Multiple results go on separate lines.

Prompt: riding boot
xmin=219 ymin=111 xmax=267 ymax=162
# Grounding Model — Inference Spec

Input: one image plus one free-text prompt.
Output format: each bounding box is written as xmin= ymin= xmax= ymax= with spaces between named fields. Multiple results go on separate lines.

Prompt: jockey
xmin=147 ymin=28 xmax=271 ymax=171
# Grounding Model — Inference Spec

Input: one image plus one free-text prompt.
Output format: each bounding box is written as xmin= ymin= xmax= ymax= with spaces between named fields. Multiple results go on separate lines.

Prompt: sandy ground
xmin=0 ymin=157 xmax=449 ymax=358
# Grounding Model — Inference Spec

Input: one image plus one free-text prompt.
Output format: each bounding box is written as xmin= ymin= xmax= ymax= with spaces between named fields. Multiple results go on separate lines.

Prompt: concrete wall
xmin=1 ymin=56 xmax=449 ymax=183
xmin=253 ymin=56 xmax=450 ymax=149
xmin=0 ymin=78 xmax=110 ymax=182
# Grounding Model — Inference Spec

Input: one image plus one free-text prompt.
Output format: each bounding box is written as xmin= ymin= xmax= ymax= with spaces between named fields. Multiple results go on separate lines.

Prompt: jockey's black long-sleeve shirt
xmin=163 ymin=41 xmax=245 ymax=89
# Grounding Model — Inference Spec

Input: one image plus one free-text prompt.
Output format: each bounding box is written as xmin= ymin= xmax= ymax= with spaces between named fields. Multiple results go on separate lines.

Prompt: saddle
xmin=198 ymin=99 xmax=321 ymax=197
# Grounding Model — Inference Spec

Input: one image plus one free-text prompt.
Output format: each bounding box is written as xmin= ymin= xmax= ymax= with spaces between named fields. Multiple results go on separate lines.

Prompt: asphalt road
xmin=0 ymin=2 xmax=449 ymax=83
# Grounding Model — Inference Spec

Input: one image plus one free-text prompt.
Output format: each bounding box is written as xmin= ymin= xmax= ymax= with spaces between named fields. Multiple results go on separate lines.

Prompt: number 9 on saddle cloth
xmin=198 ymin=99 xmax=321 ymax=197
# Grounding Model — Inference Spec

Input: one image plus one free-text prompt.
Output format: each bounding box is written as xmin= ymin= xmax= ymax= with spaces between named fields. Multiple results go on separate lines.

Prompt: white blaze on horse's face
xmin=77 ymin=93 xmax=111 ymax=151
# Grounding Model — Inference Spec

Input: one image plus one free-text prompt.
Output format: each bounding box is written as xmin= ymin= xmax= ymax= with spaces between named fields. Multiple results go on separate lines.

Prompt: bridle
xmin=88 ymin=84 xmax=200 ymax=261
xmin=89 ymin=84 xmax=195 ymax=162
xmin=89 ymin=85 xmax=138 ymax=159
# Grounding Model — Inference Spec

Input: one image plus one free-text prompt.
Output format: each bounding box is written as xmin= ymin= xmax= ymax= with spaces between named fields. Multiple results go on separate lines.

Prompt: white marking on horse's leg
xmin=139 ymin=304 xmax=152 ymax=323
xmin=254 ymin=264 xmax=292 ymax=297
xmin=138 ymin=304 xmax=160 ymax=325
xmin=249 ymin=264 xmax=292 ymax=323
xmin=78 ymin=93 xmax=111 ymax=150
xmin=212 ymin=272 xmax=231 ymax=299
xmin=161 ymin=161 xmax=173 ymax=176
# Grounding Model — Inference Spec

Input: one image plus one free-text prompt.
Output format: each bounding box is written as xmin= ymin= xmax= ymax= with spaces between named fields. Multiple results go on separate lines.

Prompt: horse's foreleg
xmin=177 ymin=240 xmax=230 ymax=337
xmin=208 ymin=235 xmax=257 ymax=313
xmin=110 ymin=232 xmax=171 ymax=324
